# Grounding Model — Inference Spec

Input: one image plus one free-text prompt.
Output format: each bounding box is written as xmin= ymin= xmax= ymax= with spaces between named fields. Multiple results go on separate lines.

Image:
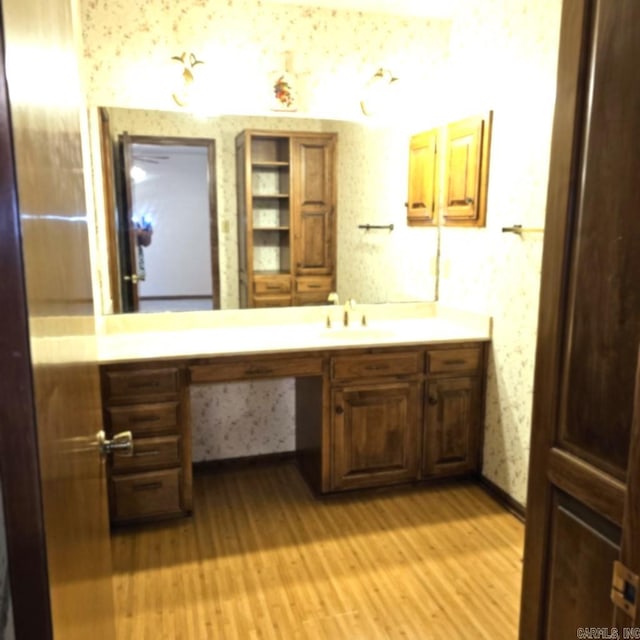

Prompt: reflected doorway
xmin=118 ymin=134 xmax=220 ymax=312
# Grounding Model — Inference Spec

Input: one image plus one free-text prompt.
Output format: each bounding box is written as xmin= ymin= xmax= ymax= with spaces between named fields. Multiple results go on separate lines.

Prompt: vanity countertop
xmin=96 ymin=303 xmax=492 ymax=364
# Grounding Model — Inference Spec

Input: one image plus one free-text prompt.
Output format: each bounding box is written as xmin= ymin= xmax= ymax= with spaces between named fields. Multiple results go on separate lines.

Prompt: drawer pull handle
xmin=130 ymin=415 xmax=161 ymax=424
xmin=364 ymin=364 xmax=389 ymax=371
xmin=246 ymin=366 xmax=273 ymax=376
xmin=131 ymin=380 xmax=160 ymax=388
xmin=132 ymin=481 xmax=163 ymax=492
xmin=265 ymin=285 xmax=283 ymax=290
xmin=442 ymin=359 xmax=467 ymax=366
xmin=307 ymin=284 xmax=322 ymax=289
xmin=428 ymin=395 xmax=438 ymax=405
xmin=133 ymin=450 xmax=161 ymax=458
xmin=335 ymin=405 xmax=344 ymax=415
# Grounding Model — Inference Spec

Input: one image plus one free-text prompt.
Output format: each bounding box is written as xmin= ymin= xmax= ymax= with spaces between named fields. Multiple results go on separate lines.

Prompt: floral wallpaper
xmin=191 ymin=379 xmax=295 ymax=462
xmin=437 ymin=0 xmax=562 ymax=505
xmin=80 ymin=0 xmax=451 ymax=122
xmin=81 ymin=0 xmax=564 ymax=503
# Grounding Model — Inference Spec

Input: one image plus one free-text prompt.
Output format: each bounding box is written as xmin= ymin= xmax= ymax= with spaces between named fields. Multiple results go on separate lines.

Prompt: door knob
xmin=123 ymin=273 xmax=145 ymax=284
xmin=97 ymin=430 xmax=133 ymax=456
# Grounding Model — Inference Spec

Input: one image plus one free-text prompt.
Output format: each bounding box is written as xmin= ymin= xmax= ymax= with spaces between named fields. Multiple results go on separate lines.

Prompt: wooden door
xmin=292 ymin=135 xmax=336 ymax=276
xmin=0 ymin=0 xmax=116 ymax=637
xmin=443 ymin=113 xmax=491 ymax=227
xmin=406 ymin=128 xmax=438 ymax=226
xmin=119 ymin=133 xmax=141 ymax=311
xmin=99 ymin=108 xmax=123 ymax=313
xmin=616 ymin=354 xmax=640 ymax=629
xmin=423 ymin=377 xmax=481 ymax=477
xmin=331 ymin=382 xmax=420 ymax=491
xmin=520 ymin=1 xmax=640 ymax=636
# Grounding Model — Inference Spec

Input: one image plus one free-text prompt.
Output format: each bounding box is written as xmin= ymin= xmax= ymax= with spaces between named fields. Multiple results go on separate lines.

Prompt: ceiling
xmin=260 ymin=0 xmax=458 ymax=18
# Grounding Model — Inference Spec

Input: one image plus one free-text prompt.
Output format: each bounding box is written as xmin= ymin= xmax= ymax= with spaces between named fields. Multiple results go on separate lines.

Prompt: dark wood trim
xmin=0 ymin=12 xmax=53 ymax=639
xmin=519 ymin=1 xmax=595 ymax=636
xmin=615 ymin=349 xmax=640 ymax=626
xmin=99 ymin=107 xmax=122 ymax=313
xmin=193 ymin=451 xmax=297 ymax=474
xmin=548 ymin=447 xmax=625 ymax=526
xmin=478 ymin=476 xmax=525 ymax=522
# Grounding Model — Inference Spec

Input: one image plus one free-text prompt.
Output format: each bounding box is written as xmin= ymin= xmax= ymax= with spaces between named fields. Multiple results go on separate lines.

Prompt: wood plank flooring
xmin=111 ymin=461 xmax=524 ymax=639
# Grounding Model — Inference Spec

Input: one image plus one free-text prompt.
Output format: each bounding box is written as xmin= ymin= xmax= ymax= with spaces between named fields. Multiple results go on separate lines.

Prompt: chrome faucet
xmin=343 ymin=298 xmax=356 ymax=327
xmin=326 ymin=292 xmax=340 ymax=328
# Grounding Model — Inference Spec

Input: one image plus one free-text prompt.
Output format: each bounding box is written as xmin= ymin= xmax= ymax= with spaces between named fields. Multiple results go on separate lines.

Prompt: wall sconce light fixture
xmin=171 ymin=52 xmax=204 ymax=107
xmin=360 ymin=68 xmax=399 ymax=117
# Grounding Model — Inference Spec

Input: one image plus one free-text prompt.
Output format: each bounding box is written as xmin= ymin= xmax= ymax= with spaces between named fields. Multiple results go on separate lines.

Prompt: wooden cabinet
xmin=423 ymin=346 xmax=484 ymax=477
xmin=329 ymin=351 xmax=422 ymax=491
xmin=424 ymin=376 xmax=481 ymax=477
xmin=101 ymin=363 xmax=191 ymax=525
xmin=236 ymin=130 xmax=337 ymax=308
xmin=99 ymin=340 xmax=487 ymax=520
xmin=407 ymin=128 xmax=439 ymax=226
xmin=443 ymin=112 xmax=492 ymax=227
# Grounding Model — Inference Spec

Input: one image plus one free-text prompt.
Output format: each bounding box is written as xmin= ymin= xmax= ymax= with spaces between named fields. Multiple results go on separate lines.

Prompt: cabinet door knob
xmin=428 ymin=395 xmax=438 ymax=406
xmin=335 ymin=405 xmax=344 ymax=415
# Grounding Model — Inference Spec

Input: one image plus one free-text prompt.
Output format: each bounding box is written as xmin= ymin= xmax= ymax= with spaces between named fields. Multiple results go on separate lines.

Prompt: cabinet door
xmin=331 ymin=381 xmax=420 ymax=491
xmin=424 ymin=376 xmax=481 ymax=477
xmin=292 ymin=136 xmax=336 ymax=276
xmin=443 ymin=113 xmax=492 ymax=227
xmin=407 ymin=128 xmax=438 ymax=226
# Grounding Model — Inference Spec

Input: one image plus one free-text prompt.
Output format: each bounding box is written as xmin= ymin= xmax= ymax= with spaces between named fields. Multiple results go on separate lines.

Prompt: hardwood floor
xmin=111 ymin=461 xmax=524 ymax=639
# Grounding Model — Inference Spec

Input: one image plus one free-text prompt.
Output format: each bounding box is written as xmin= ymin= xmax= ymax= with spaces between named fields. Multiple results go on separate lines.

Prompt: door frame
xmin=115 ymin=132 xmax=221 ymax=312
xmin=0 ymin=11 xmax=53 ymax=637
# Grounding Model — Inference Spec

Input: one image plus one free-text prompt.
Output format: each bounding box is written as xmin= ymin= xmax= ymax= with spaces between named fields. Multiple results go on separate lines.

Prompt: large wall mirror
xmin=95 ymin=106 xmax=440 ymax=314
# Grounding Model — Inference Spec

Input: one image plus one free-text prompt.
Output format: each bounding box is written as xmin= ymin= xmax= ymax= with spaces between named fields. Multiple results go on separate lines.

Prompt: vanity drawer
xmin=253 ymin=276 xmax=291 ymax=295
xmin=106 ymin=402 xmax=179 ymax=437
xmin=331 ymin=351 xmax=422 ymax=382
xmin=111 ymin=468 xmax=183 ymax=523
xmin=427 ymin=347 xmax=483 ymax=375
xmin=295 ymin=276 xmax=333 ymax=294
xmin=190 ymin=356 xmax=324 ymax=383
xmin=111 ymin=436 xmax=180 ymax=474
xmin=103 ymin=367 xmax=180 ymax=403
xmin=252 ymin=295 xmax=292 ymax=308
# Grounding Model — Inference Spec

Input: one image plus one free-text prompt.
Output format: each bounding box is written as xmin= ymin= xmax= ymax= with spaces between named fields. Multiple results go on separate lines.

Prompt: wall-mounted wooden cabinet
xmin=406 ymin=128 xmax=439 ymax=226
xmin=443 ymin=112 xmax=492 ymax=227
xmin=236 ymin=130 xmax=337 ymax=308
xmin=407 ymin=111 xmax=492 ymax=228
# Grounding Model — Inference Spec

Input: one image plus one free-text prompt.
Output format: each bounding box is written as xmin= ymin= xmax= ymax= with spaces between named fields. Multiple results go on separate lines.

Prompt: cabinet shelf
xmin=253 ymin=226 xmax=290 ymax=232
xmin=254 ymin=269 xmax=291 ymax=276
xmin=252 ymin=161 xmax=289 ymax=168
xmin=252 ymin=193 xmax=289 ymax=199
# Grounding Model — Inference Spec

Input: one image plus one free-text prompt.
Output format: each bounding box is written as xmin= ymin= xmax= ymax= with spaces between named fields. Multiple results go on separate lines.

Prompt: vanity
xmin=98 ymin=303 xmax=490 ymax=525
